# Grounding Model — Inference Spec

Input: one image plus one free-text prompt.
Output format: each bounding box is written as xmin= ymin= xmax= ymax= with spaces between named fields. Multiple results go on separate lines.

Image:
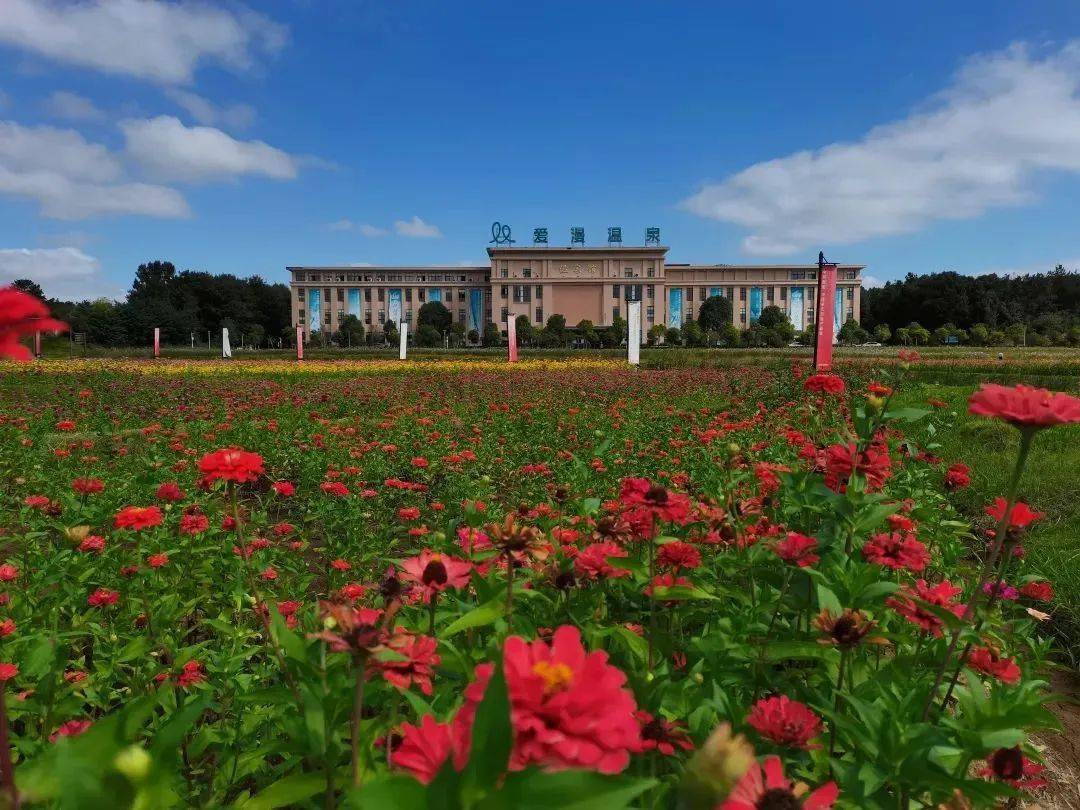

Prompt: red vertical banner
xmin=153 ymin=327 xmax=160 ymax=358
xmin=506 ymin=316 xmax=518 ymax=362
xmin=34 ymin=331 xmax=41 ymax=358
xmin=296 ymin=326 xmax=304 ymax=360
xmin=813 ymin=262 xmax=838 ymax=371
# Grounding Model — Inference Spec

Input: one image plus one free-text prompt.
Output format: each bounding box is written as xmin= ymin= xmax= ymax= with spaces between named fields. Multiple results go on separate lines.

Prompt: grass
xmin=893 ymin=381 xmax=1080 ymax=659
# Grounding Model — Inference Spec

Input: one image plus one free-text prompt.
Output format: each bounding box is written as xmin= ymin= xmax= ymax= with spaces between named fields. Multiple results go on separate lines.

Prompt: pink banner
xmin=153 ymin=327 xmax=160 ymax=358
xmin=506 ymin=317 xmax=518 ymax=362
xmin=813 ymin=263 xmax=838 ymax=370
xmin=296 ymin=326 xmax=304 ymax=360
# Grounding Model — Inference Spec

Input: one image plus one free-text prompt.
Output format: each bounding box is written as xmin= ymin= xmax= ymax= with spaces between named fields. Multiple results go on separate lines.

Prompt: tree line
xmin=859 ymin=266 xmax=1080 ymax=346
xmin=13 ymin=261 xmax=292 ymax=347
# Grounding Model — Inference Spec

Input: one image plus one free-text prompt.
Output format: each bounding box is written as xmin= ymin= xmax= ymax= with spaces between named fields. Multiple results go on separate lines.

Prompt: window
xmin=766 ymin=288 xmax=774 ymax=302
xmin=378 ymin=311 xmax=385 ymax=324
xmin=791 ymin=271 xmax=805 ymax=280
xmin=624 ymin=268 xmax=634 ymax=278
xmin=780 ymin=287 xmax=787 ymax=301
xmin=445 ymin=288 xmax=452 ymax=301
xmin=739 ymin=287 xmax=747 ymax=301
xmin=613 ymin=284 xmax=621 ymax=299
xmin=500 ymin=307 xmax=509 ymax=321
xmin=405 ymin=289 xmax=412 ymax=302
xmin=647 ymin=284 xmax=655 ymax=299
xmin=458 ymin=290 xmax=465 ymax=301
xmin=309 ymin=273 xmax=319 ymax=282
xmin=458 ymin=309 xmax=466 ymax=322
xmin=846 ymin=288 xmax=854 ymax=300
xmin=535 ymin=307 xmax=543 ymax=323
xmin=809 ymin=272 xmax=817 ymax=280
xmin=323 ymin=287 xmax=331 ymax=300
xmin=523 ymin=268 xmax=532 ymax=278
xmin=406 ymin=310 xmax=413 ymax=322
xmin=646 ymin=306 xmax=654 ymax=321
xmin=647 ymin=268 xmax=655 ymax=278
xmin=419 ymin=289 xmax=426 ymax=302
xmin=500 ymin=269 xmax=508 ymax=278
xmin=808 ymin=288 xmax=815 ymax=301
xmin=685 ymin=287 xmax=693 ymax=302
xmin=535 ymin=285 xmax=542 ymax=299
xmin=335 ymin=288 xmax=344 ymax=302
xmin=459 ymin=275 xmax=467 ymax=282
xmin=626 ymin=284 xmax=642 ymax=301
xmin=364 ymin=312 xmax=371 ymax=325
xmin=807 ymin=309 xmax=815 ymax=322
xmin=364 ymin=289 xmax=371 ymax=302
xmin=324 ymin=313 xmax=331 ymax=325
xmin=500 ymin=285 xmax=508 ymax=299
xmin=512 ymin=285 xmax=530 ymax=303
xmin=297 ymin=289 xmax=305 ymax=301
xmin=739 ymin=310 xmax=746 ymax=322
xmin=613 ymin=306 xmax=620 ymax=321
xmin=298 ymin=308 xmax=305 ymax=321
xmin=337 ymin=308 xmax=344 ymax=321
xmin=377 ymin=288 xmax=385 ymax=302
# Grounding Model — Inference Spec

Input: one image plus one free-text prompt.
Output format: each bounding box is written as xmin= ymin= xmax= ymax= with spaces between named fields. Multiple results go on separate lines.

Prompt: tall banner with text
xmin=627 ymin=301 xmax=641 ymax=366
xmin=506 ymin=317 xmax=518 ymax=362
xmin=153 ymin=327 xmax=160 ymax=359
xmin=222 ymin=328 xmax=232 ymax=359
xmin=813 ymin=263 xmax=838 ymax=370
xmin=789 ymin=288 xmax=804 ymax=332
xmin=749 ymin=287 xmax=764 ymax=323
xmin=398 ymin=321 xmax=408 ymax=360
xmin=668 ymin=288 xmax=683 ymax=329
xmin=296 ymin=326 xmax=304 ymax=360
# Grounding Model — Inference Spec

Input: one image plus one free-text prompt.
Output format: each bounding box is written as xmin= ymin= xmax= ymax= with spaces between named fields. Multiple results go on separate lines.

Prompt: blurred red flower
xmin=774 ymin=532 xmax=819 ymax=568
xmin=985 ymin=498 xmax=1043 ymax=529
xmin=803 ymin=373 xmax=845 ymax=395
xmin=0 ymin=287 xmax=67 ymax=362
xmin=887 ymin=579 xmax=964 ymax=636
xmin=967 ymin=646 xmax=1021 ymax=685
xmin=400 ymin=551 xmax=472 ymax=603
xmin=968 ymin=383 xmax=1080 ymax=428
xmin=721 ymin=755 xmax=838 ymax=810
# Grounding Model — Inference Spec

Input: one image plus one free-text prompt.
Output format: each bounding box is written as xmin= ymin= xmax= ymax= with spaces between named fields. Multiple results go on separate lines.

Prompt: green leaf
xmin=346 ymin=774 xmax=427 ymax=809
xmin=816 ymin=584 xmax=842 ymax=615
xmin=885 ymin=407 xmax=930 ymax=423
xmin=442 ymin=596 xmax=504 ymax=637
xmin=236 ymin=772 xmax=326 ymax=809
xmin=481 ymin=770 xmax=657 ymax=810
xmin=764 ymin=641 xmax=838 ymax=663
xmin=460 ymin=664 xmax=511 ymax=799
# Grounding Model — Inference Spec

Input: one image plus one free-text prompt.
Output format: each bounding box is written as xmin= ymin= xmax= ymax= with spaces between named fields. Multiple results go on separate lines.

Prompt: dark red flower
xmin=774 ymin=532 xmax=819 ymax=567
xmin=804 ymin=374 xmax=845 ymax=395
xmin=943 ymin=462 xmax=971 ymax=489
xmin=1020 ymin=580 xmax=1053 ymax=602
xmin=635 ymin=710 xmax=693 ymax=755
xmin=968 ymin=383 xmax=1080 ymax=428
xmin=746 ymin=696 xmax=822 ymax=749
xmin=573 ymin=541 xmax=630 ymax=580
xmin=656 ymin=540 xmax=702 ymax=571
xmin=967 ymin=646 xmax=1021 ymax=685
xmin=721 ymin=755 xmax=838 ymax=809
xmin=373 ymin=632 xmax=440 ymax=695
xmin=887 ymin=579 xmax=964 ymax=636
xmin=87 ymin=588 xmax=119 ymax=607
xmin=400 ymin=551 xmax=472 ymax=603
xmin=71 ymin=478 xmax=105 ymax=496
xmin=861 ymin=532 xmax=930 ymax=572
xmin=394 ymin=714 xmax=455 ymax=784
xmin=49 ymin=719 xmax=92 ymax=742
xmin=271 ymin=481 xmax=296 ymax=496
xmin=155 ymin=482 xmax=185 ymax=502
xmin=618 ymin=478 xmax=691 ymax=525
xmin=985 ymin=498 xmax=1043 ymax=529
xmin=978 ymin=747 xmax=1048 ymax=792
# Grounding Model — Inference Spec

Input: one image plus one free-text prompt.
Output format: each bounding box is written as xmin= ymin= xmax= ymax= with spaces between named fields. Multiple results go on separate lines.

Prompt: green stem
xmin=351 ymin=659 xmax=367 ymax=789
xmin=0 ymin=688 xmax=17 ymax=810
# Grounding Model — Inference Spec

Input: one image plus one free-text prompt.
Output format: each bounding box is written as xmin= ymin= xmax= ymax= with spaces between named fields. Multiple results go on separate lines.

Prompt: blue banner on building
xmin=790 ymin=287 xmax=804 ymax=331
xmin=388 ymin=288 xmax=402 ymax=323
xmin=429 ymin=288 xmax=441 ymax=303
xmin=308 ymin=288 xmax=321 ymax=333
xmin=347 ymin=289 xmax=361 ymax=317
xmin=749 ymin=287 xmax=763 ymax=323
xmin=468 ymin=289 xmax=483 ymax=332
xmin=668 ymin=288 xmax=683 ymax=328
xmin=834 ymin=288 xmax=844 ymax=337
xmin=709 ymin=287 xmax=722 ymax=299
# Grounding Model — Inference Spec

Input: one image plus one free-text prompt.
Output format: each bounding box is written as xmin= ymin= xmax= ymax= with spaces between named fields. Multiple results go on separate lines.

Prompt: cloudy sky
xmin=0 ymin=1 xmax=1079 ymax=299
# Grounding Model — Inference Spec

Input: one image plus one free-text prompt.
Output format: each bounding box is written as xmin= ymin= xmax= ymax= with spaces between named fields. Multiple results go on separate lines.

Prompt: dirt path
xmin=1025 ymin=668 xmax=1080 ymax=809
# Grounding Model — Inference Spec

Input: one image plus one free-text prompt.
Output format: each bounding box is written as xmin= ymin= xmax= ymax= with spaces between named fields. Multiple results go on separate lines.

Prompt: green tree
xmin=576 ymin=319 xmax=600 ymax=347
xmin=514 ymin=315 xmax=535 ymax=346
xmin=697 ymin=295 xmax=733 ymax=332
xmin=757 ymin=305 xmax=795 ymax=343
xmin=1005 ymin=323 xmax=1028 ymax=346
xmin=664 ymin=326 xmax=682 ymax=346
xmin=11 ymin=279 xmax=45 ymax=300
xmin=418 ymin=302 xmax=451 ymax=335
xmin=837 ymin=318 xmax=869 ymax=344
xmin=467 ymin=328 xmax=480 ymax=345
xmin=969 ymin=323 xmax=990 ymax=345
xmin=682 ymin=319 xmax=705 ymax=347
xmin=337 ymin=315 xmax=365 ymax=347
xmin=482 ymin=322 xmax=501 ymax=347
xmin=872 ymin=324 xmax=891 ymax=344
xmin=647 ymin=324 xmax=665 ymax=346
xmin=415 ymin=324 xmax=441 ymax=347
xmin=450 ymin=322 xmax=467 ymax=347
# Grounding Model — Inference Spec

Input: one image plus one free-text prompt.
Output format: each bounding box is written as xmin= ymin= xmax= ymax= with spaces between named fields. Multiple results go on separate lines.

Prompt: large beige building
xmin=289 ymin=237 xmax=862 ymax=339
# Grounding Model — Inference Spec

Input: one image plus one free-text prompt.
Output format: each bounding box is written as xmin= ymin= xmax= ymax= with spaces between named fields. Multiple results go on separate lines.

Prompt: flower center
xmin=532 ymin=660 xmax=574 ymax=694
xmin=756 ymin=788 xmax=802 ymax=810
xmin=421 ymin=558 xmax=448 ymax=586
xmin=645 ymin=485 xmax=669 ymax=505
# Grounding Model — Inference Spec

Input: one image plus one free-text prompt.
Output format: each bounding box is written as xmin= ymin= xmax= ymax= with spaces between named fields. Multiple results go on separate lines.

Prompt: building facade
xmin=288 ymin=242 xmax=863 ymax=339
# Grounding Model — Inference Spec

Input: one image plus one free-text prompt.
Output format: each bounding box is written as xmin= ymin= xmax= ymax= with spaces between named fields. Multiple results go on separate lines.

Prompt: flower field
xmin=0 ymin=354 xmax=1076 ymax=809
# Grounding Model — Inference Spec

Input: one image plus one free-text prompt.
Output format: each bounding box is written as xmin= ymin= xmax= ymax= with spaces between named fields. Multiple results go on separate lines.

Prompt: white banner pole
xmin=627 ymin=301 xmax=641 ymax=366
xmin=398 ymin=321 xmax=408 ymax=360
xmin=222 ymin=328 xmax=232 ymax=358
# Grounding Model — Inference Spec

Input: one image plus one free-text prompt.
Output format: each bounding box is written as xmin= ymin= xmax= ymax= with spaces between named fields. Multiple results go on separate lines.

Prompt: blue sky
xmin=1 ymin=1 xmax=1080 ymax=299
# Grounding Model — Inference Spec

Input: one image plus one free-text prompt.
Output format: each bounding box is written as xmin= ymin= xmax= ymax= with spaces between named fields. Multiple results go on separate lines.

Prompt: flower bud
xmin=726 ymin=442 xmax=741 ymax=457
xmin=683 ymin=723 xmax=755 ymax=802
xmin=866 ymin=394 xmax=885 ymax=413
xmin=114 ymin=745 xmax=152 ymax=781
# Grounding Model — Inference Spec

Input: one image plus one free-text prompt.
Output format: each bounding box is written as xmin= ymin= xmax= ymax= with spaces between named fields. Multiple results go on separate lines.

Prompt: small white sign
xmin=222 ymin=328 xmax=232 ymax=358
xmin=398 ymin=320 xmax=408 ymax=360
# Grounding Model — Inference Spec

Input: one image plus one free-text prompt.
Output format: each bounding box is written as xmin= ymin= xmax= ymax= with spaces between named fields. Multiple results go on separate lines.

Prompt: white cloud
xmin=359 ymin=223 xmax=388 ymax=237
xmin=0 ymin=246 xmax=123 ymax=300
xmin=43 ymin=90 xmax=105 ymax=121
xmin=0 ymin=119 xmax=188 ymax=219
xmin=861 ymin=274 xmax=885 ymax=289
xmin=682 ymin=42 xmax=1080 ymax=256
xmin=0 ymin=0 xmax=286 ymax=84
xmin=164 ymin=88 xmax=255 ymax=129
xmin=326 ymin=219 xmax=354 ymax=231
xmin=121 ymin=115 xmax=299 ymax=181
xmin=394 ymin=216 xmax=442 ymax=238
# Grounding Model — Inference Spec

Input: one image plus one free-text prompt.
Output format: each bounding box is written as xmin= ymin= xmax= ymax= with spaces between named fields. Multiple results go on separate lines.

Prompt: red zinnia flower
xmin=774 ymin=533 xmax=819 ymax=567
xmin=398 ymin=506 xmax=421 ymax=521
xmin=887 ymin=579 xmax=964 ymax=636
xmin=968 ymin=383 xmax=1080 ymax=429
xmin=803 ymin=373 xmax=845 ymax=395
xmin=147 ymin=553 xmax=169 ymax=568
xmin=978 ymin=747 xmax=1048 ymax=792
xmin=87 ymin=588 xmax=119 ymax=607
xmin=394 ymin=714 xmax=455 ymax=784
xmin=822 ymin=442 xmax=892 ymax=493
xmin=967 ymin=646 xmax=1021 ymax=685
xmin=198 ymin=447 xmax=264 ymax=484
xmin=618 ymin=478 xmax=691 ymax=525
xmin=985 ymin=498 xmax=1043 ymax=529
xmin=1020 ymin=580 xmax=1053 ymax=602
xmin=573 ymin=541 xmax=630 ymax=580
xmin=635 ymin=710 xmax=693 ymax=756
xmin=0 ymin=662 xmax=18 ymax=681
xmin=155 ymin=482 xmax=185 ymax=502
xmin=861 ymin=532 xmax=930 ymax=572
xmin=114 ymin=505 xmax=163 ymax=530
xmin=943 ymin=462 xmax=971 ymax=489
xmin=78 ymin=534 xmax=105 ymax=554
xmin=501 ymin=625 xmax=641 ymax=773
xmin=71 ymin=478 xmax=105 ymax=496
xmin=320 ymin=481 xmax=350 ymax=497
xmin=179 ymin=513 xmax=210 ymax=535
xmin=271 ymin=481 xmax=296 ymax=497
xmin=49 ymin=719 xmax=92 ymax=742
xmin=374 ymin=632 xmax=440 ymax=695
xmin=721 ymin=755 xmax=838 ymax=810
xmin=0 ymin=565 xmax=18 ymax=582
xmin=400 ymin=551 xmax=473 ymax=603
xmin=656 ymin=541 xmax=701 ymax=571
xmin=746 ymin=696 xmax=822 ymax=749
xmin=0 ymin=287 xmax=67 ymax=362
